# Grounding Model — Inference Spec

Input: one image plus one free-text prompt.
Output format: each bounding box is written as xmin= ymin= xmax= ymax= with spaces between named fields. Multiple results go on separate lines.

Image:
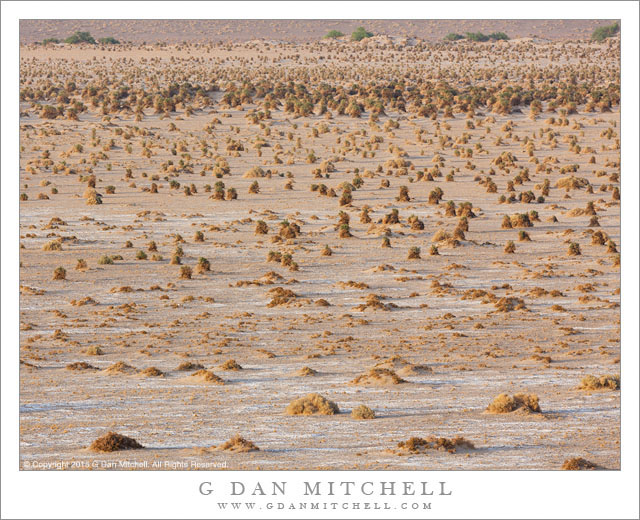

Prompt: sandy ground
xmin=19 ymin=35 xmax=620 ymax=470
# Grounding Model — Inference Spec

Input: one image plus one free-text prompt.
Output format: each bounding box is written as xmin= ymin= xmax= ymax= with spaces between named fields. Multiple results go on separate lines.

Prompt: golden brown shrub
xmin=486 ymin=393 xmax=541 ymax=414
xmin=350 ymin=368 xmax=407 ymax=386
xmin=578 ymin=374 xmax=620 ymax=390
xmin=396 ymin=436 xmax=475 ymax=454
xmin=90 ymin=432 xmax=144 ymax=452
xmin=191 ymin=369 xmax=224 ymax=384
xmin=562 ymin=457 xmax=597 ymax=470
xmin=215 ymin=435 xmax=259 ymax=453
xmin=351 ymin=405 xmax=376 ymax=420
xmin=285 ymin=393 xmax=339 ymax=415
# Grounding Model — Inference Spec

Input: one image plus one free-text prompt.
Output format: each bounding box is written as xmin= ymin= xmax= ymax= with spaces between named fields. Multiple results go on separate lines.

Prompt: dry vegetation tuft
xmin=191 ymin=369 xmax=225 ymax=384
xmin=578 ymin=374 xmax=620 ymax=390
xmin=562 ymin=457 xmax=598 ymax=470
xmin=351 ymin=368 xmax=407 ymax=386
xmin=396 ymin=436 xmax=475 ymax=454
xmin=351 ymin=405 xmax=376 ymax=420
xmin=90 ymin=432 xmax=144 ymax=452
xmin=215 ymin=435 xmax=259 ymax=453
xmin=486 ymin=393 xmax=541 ymax=414
xmin=286 ymin=393 xmax=339 ymax=415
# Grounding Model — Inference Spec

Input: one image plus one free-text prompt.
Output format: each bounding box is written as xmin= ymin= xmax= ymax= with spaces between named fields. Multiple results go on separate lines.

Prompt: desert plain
xmin=18 ymin=22 xmax=621 ymax=470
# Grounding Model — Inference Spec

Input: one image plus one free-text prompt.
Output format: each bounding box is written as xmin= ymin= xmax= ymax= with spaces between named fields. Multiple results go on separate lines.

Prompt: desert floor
xmin=19 ymin=34 xmax=620 ymax=470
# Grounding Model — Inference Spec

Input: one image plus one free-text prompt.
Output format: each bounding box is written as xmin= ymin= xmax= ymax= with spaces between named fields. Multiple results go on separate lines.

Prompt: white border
xmin=2 ymin=2 xmax=638 ymax=519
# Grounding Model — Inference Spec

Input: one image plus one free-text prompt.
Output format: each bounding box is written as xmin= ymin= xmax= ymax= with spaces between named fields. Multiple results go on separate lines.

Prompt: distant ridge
xmin=20 ymin=19 xmax=618 ymax=45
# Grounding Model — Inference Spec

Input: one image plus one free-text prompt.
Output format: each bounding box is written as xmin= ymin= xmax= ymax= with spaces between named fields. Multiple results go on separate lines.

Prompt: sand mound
xmin=66 ymin=361 xmax=98 ymax=371
xmin=375 ymin=356 xmax=432 ymax=376
xmin=235 ymin=270 xmax=286 ymax=286
xmin=296 ymin=366 xmax=318 ymax=376
xmin=367 ymin=264 xmax=395 ymax=273
xmin=556 ymin=176 xmax=589 ymax=190
xmin=397 ymin=364 xmax=433 ymax=376
xmin=176 ymin=361 xmax=205 ymax=371
xmin=215 ymin=435 xmax=259 ymax=453
xmin=104 ymin=361 xmax=137 ymax=374
xmin=351 ymin=405 xmax=375 ymax=420
xmin=285 ymin=393 xmax=339 ymax=415
xmin=351 ymin=368 xmax=407 ymax=386
xmin=219 ymin=359 xmax=243 ymax=371
xmin=256 ymin=348 xmax=276 ymax=359
xmin=191 ymin=369 xmax=225 ymax=384
xmin=396 ymin=436 xmax=475 ymax=454
xmin=494 ymin=297 xmax=526 ymax=312
xmin=140 ymin=366 xmax=164 ymax=377
xmin=90 ymin=432 xmax=144 ymax=452
xmin=578 ymin=374 xmax=620 ymax=390
xmin=486 ymin=393 xmax=541 ymax=414
xmin=354 ymin=294 xmax=398 ymax=312
xmin=243 ymin=166 xmax=266 ymax=178
xmin=562 ymin=457 xmax=598 ymax=470
xmin=336 ymin=280 xmax=369 ymax=290
xmin=260 ymin=271 xmax=284 ymax=282
xmin=267 ymin=287 xmax=297 ymax=307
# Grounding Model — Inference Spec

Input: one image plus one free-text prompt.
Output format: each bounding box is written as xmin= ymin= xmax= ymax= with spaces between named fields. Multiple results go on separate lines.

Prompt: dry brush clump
xmin=52 ymin=266 xmax=66 ymax=280
xmin=176 ymin=361 xmax=205 ymax=371
xmin=408 ymin=246 xmax=421 ymax=259
xmin=354 ymin=293 xmax=398 ymax=312
xmin=215 ymin=435 xmax=259 ymax=453
xmin=195 ymin=257 xmax=211 ymax=274
xmin=285 ymin=393 xmax=339 ymax=415
xmin=396 ymin=185 xmax=410 ymax=202
xmin=556 ymin=176 xmax=590 ymax=190
xmin=279 ymin=220 xmax=300 ymax=239
xmin=243 ymin=166 xmax=266 ymax=178
xmin=567 ymin=242 xmax=582 ymax=256
xmin=191 ymin=369 xmax=225 ymax=384
xmin=219 ymin=359 xmax=243 ymax=371
xmin=408 ymin=215 xmax=424 ymax=230
xmin=351 ymin=368 xmax=407 ymax=386
xmin=494 ymin=297 xmax=526 ymax=312
xmin=255 ymin=220 xmax=269 ymax=235
xmin=506 ymin=213 xmax=533 ymax=228
xmin=66 ymin=361 xmax=98 ymax=371
xmin=90 ymin=432 xmax=144 ymax=452
xmin=140 ymin=366 xmax=164 ymax=377
xmin=339 ymin=223 xmax=352 ymax=238
xmin=351 ymin=405 xmax=376 ymax=420
xmin=486 ymin=393 xmax=541 ymax=414
xmin=104 ymin=361 xmax=137 ymax=374
xmin=562 ymin=457 xmax=598 ymax=470
xmin=375 ymin=356 xmax=432 ymax=376
xmin=396 ymin=436 xmax=475 ymax=454
xmin=578 ymin=374 xmax=620 ymax=390
xmin=267 ymin=286 xmax=297 ymax=307
xmin=43 ymin=240 xmax=63 ymax=251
